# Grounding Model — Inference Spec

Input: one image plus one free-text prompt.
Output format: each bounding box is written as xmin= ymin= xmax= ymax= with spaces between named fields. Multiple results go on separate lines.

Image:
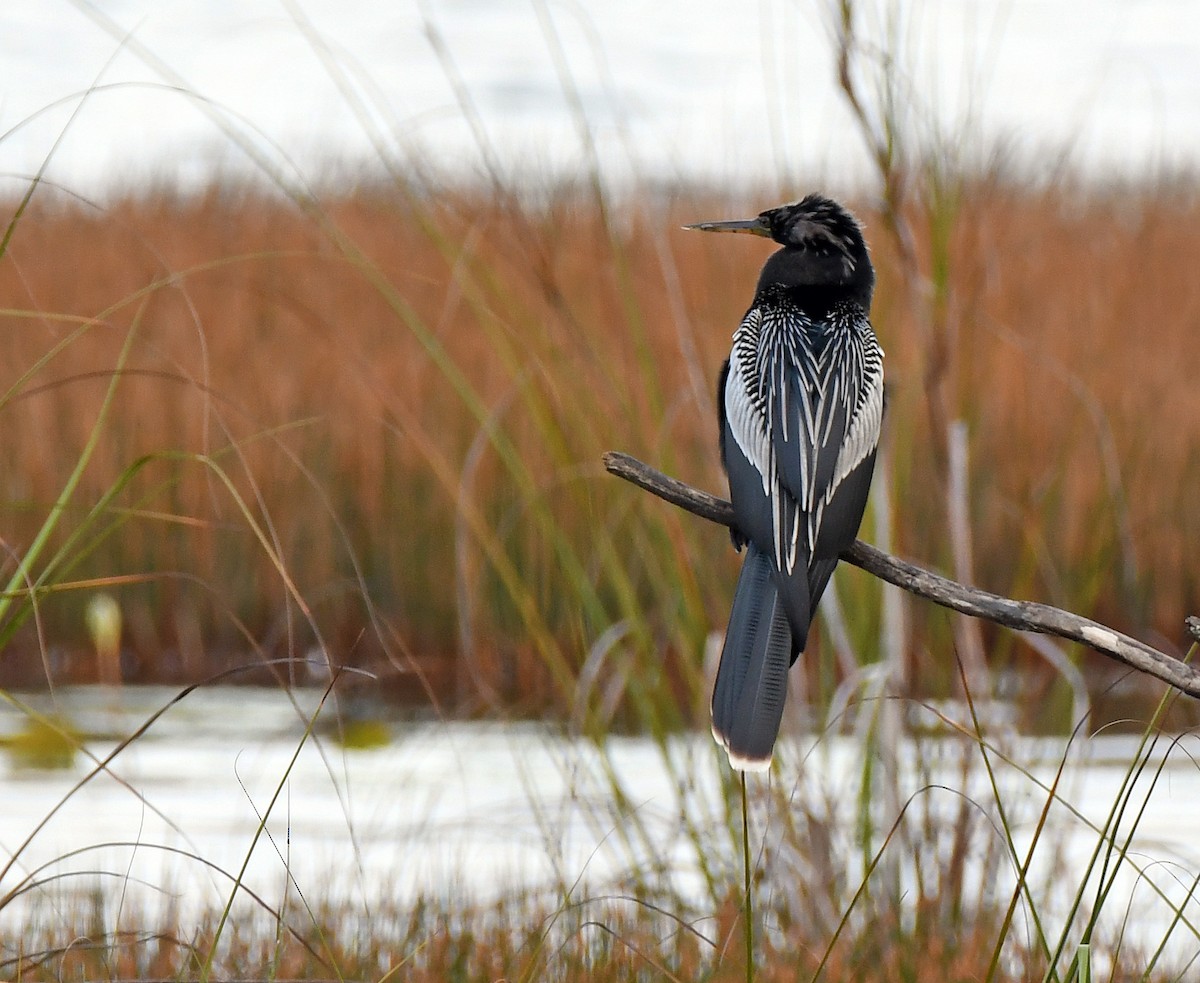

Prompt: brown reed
xmin=0 ymin=179 xmax=1196 ymax=716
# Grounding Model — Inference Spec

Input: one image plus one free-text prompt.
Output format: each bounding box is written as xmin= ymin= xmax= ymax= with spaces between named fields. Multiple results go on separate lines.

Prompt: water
xmin=0 ymin=686 xmax=713 ymax=920
xmin=2 ymin=684 xmax=1199 ymax=967
xmin=4 ymin=1 xmax=1200 ymax=197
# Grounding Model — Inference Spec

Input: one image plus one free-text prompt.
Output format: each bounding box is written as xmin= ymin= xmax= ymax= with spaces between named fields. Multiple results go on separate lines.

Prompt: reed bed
xmin=0 ymin=178 xmax=1196 ymax=727
xmin=4 ymin=893 xmax=1181 ymax=982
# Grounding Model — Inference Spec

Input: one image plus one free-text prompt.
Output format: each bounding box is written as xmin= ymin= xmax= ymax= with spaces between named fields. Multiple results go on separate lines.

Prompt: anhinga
xmin=686 ymin=194 xmax=883 ymax=771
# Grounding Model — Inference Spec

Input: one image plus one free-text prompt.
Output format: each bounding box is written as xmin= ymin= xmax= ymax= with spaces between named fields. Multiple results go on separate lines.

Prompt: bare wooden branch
xmin=604 ymin=451 xmax=1200 ymax=699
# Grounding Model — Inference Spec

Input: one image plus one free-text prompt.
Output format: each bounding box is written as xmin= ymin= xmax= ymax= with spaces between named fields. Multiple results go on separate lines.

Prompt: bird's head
xmin=685 ymin=193 xmax=872 ymax=297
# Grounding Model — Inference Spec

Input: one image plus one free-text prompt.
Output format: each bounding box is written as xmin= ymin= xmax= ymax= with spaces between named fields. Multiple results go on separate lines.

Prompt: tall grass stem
xmin=742 ymin=769 xmax=754 ymax=983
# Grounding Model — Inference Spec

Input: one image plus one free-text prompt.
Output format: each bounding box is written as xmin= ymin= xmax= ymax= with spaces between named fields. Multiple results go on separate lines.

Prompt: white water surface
xmin=4 ymin=1 xmax=1200 ymax=197
xmin=1 ymin=685 xmax=1199 ymax=969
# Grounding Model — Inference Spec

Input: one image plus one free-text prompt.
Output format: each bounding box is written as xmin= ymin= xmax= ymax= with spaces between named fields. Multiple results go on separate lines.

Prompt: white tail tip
xmin=712 ymin=723 xmax=773 ymax=772
xmin=726 ymin=750 xmax=772 ymax=773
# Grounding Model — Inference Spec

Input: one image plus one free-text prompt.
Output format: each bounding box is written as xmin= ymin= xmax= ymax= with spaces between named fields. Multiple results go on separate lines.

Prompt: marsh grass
xmin=1 ymin=180 xmax=1198 ymax=726
xmin=0 ymin=898 xmax=1119 ymax=982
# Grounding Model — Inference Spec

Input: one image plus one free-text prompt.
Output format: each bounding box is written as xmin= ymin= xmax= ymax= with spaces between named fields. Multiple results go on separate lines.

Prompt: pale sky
xmin=4 ymin=0 xmax=1199 ymax=197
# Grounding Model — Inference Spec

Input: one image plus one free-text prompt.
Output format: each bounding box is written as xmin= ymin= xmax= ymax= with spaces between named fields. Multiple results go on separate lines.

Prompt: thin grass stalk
xmin=585 ymin=751 xmax=675 ymax=902
xmin=996 ymin=800 xmax=1072 ymax=971
xmin=1041 ymin=674 xmax=1194 ymax=982
xmin=948 ymin=420 xmax=989 ymax=694
xmin=977 ymin=306 xmax=1142 ymax=607
xmin=965 ymin=666 xmax=1063 ymax=980
xmin=0 ymin=838 xmax=323 ymax=967
xmin=379 ymin=414 xmax=575 ymax=701
xmin=513 ymin=853 xmax=606 ymax=983
xmin=454 ymin=391 xmax=517 ymax=711
xmin=0 ymin=416 xmax=317 ymax=640
xmin=741 ymin=770 xmax=754 ymax=983
xmin=1142 ymin=865 xmax=1200 ymax=980
xmin=1074 ymin=942 xmax=1091 ymax=983
xmin=1083 ymin=730 xmax=1191 ymax=953
xmin=199 ymin=674 xmax=343 ymax=982
xmin=810 ymin=786 xmax=935 ymax=983
xmin=0 ymin=315 xmax=96 ymax=409
xmin=411 ymin=11 xmax=651 ymax=441
xmin=0 ymin=29 xmax=126 ymax=261
xmin=665 ymin=746 xmax=728 ymax=906
xmin=923 ymin=696 xmax=1200 ymax=968
xmin=853 ymin=681 xmax=904 ymax=908
xmin=531 ymin=0 xmax=667 ymax=427
xmin=871 ymin=442 xmax=913 ymax=904
xmin=0 ymin=302 xmax=142 ymax=638
xmin=0 ymin=664 xmax=313 ymax=910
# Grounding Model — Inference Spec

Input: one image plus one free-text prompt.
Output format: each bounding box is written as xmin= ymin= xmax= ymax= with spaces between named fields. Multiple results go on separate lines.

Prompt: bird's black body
xmin=689 ymin=194 xmax=883 ymax=771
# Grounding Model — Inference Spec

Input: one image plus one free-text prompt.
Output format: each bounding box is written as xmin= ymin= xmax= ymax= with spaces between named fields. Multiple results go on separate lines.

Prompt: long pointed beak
xmin=682 ymin=216 xmax=771 ymax=236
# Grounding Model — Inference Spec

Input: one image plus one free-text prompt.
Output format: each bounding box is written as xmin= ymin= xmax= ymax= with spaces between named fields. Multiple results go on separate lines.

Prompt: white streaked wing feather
xmin=724 ymin=300 xmax=882 ymax=573
xmin=830 ymin=366 xmax=884 ymax=495
xmin=725 ymin=310 xmax=773 ymax=497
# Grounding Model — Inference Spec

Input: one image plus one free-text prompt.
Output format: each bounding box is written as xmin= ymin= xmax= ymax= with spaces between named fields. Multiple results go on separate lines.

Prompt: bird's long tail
xmin=711 ymin=543 xmax=797 ymax=771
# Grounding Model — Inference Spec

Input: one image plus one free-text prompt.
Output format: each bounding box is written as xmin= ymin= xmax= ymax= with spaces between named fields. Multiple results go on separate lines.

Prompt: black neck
xmin=755 ymin=245 xmax=874 ymax=314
